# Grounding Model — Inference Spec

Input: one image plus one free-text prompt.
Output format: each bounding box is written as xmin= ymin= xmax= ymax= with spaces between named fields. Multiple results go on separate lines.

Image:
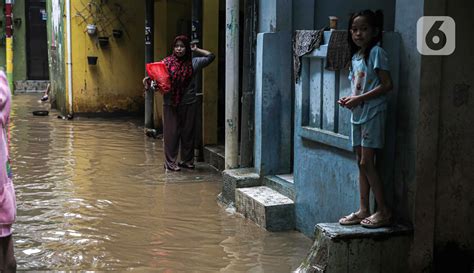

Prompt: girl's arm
xmin=341 ymin=69 xmax=393 ymax=109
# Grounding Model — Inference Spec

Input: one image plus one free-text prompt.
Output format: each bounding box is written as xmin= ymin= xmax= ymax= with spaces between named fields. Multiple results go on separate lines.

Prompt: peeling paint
xmin=453 ymin=83 xmax=470 ymax=107
xmin=270 ymin=21 xmax=276 ymax=32
xmin=227 ymin=118 xmax=235 ymax=130
xmin=48 ymin=0 xmax=67 ymax=114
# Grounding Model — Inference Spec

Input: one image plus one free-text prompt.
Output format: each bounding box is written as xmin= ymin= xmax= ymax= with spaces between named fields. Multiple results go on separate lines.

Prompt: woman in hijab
xmin=145 ymin=35 xmax=215 ymax=171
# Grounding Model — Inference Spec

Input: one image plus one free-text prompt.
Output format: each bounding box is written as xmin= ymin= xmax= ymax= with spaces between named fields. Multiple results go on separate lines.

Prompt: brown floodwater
xmin=9 ymin=94 xmax=311 ymax=272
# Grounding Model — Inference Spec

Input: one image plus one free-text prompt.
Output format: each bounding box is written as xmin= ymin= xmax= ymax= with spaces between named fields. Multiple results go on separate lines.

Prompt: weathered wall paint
xmin=435 ymin=0 xmax=474 ymax=253
xmin=0 ymin=1 xmax=27 ymax=81
xmin=70 ymin=0 xmax=146 ymax=113
xmin=293 ymin=0 xmax=315 ymax=30
xmin=47 ymin=0 xmax=67 ymax=114
xmin=254 ymin=32 xmax=292 ymax=176
xmin=12 ymin=0 xmax=26 ymax=81
xmin=202 ymin=0 xmax=219 ymax=145
xmin=314 ymin=0 xmax=395 ymax=31
xmin=152 ymin=0 xmax=167 ymax=130
xmin=254 ymin=0 xmax=292 ymax=176
xmin=420 ymin=1 xmax=474 ymax=271
xmin=258 ymin=0 xmax=292 ymax=33
xmin=392 ymin=0 xmax=423 ymax=237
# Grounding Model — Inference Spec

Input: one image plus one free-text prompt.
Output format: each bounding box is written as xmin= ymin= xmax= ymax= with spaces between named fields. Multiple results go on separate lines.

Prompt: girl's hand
xmin=191 ymin=43 xmax=197 ymax=52
xmin=337 ymin=96 xmax=348 ymax=107
xmin=343 ymin=95 xmax=362 ymax=109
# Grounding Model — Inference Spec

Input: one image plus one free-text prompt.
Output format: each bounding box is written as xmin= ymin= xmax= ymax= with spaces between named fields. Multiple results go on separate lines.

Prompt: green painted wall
xmin=0 ymin=1 xmax=27 ymax=81
xmin=13 ymin=0 xmax=27 ymax=81
xmin=47 ymin=0 xmax=66 ymax=114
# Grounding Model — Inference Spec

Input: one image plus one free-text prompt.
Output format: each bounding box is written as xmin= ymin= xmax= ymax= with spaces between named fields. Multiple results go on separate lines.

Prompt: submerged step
xmin=236 ymin=186 xmax=295 ymax=231
xmin=203 ymin=145 xmax=225 ymax=171
xmin=222 ymin=168 xmax=261 ymax=204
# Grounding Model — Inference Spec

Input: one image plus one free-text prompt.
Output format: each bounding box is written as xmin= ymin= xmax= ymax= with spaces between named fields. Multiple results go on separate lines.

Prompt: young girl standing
xmin=337 ymin=10 xmax=393 ymax=228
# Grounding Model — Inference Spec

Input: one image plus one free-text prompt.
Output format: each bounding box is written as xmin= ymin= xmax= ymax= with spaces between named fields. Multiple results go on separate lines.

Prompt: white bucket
xmin=86 ymin=24 xmax=96 ymax=35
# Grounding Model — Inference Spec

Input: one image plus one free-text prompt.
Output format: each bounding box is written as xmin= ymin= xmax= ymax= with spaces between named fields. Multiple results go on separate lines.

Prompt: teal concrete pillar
xmin=254 ymin=31 xmax=292 ymax=176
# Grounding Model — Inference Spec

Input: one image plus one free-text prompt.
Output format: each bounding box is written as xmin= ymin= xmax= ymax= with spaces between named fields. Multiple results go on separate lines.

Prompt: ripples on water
xmin=9 ymin=94 xmax=311 ymax=272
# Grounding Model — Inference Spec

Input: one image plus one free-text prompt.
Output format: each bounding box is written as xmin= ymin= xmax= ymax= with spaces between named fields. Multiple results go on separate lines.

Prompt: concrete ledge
xmin=15 ymin=80 xmax=49 ymax=93
xmin=203 ymin=145 xmax=225 ymax=171
xmin=236 ymin=186 xmax=295 ymax=231
xmin=295 ymin=223 xmax=413 ymax=273
xmin=317 ymin=223 xmax=412 ymax=241
xmin=264 ymin=175 xmax=295 ymax=200
xmin=222 ymin=168 xmax=261 ymax=203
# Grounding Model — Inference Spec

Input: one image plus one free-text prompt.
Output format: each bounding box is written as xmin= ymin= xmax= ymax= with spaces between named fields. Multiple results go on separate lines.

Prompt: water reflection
xmin=10 ymin=94 xmax=311 ymax=271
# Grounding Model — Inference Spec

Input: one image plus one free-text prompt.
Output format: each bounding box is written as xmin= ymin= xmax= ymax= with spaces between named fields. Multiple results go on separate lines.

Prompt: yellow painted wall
xmin=70 ymin=0 xmax=145 ymax=113
xmin=153 ymin=0 xmax=168 ymax=129
xmin=202 ymin=0 xmax=219 ymax=145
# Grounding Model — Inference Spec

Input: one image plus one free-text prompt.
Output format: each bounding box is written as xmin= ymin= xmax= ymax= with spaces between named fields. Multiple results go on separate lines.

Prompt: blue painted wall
xmin=258 ymin=0 xmax=292 ymax=32
xmin=254 ymin=0 xmax=292 ymax=176
xmin=314 ymin=0 xmax=396 ymax=31
xmin=293 ymin=0 xmax=315 ymax=30
xmin=254 ymin=32 xmax=292 ymax=176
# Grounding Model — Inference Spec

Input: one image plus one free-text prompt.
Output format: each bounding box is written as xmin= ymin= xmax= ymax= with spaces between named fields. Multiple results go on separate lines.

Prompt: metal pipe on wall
xmin=5 ymin=0 xmax=13 ymax=92
xmin=239 ymin=0 xmax=257 ymax=167
xmin=144 ymin=0 xmax=154 ymax=129
xmin=66 ymin=0 xmax=73 ymax=114
xmin=192 ymin=0 xmax=204 ymax=161
xmin=225 ymin=0 xmax=239 ymax=169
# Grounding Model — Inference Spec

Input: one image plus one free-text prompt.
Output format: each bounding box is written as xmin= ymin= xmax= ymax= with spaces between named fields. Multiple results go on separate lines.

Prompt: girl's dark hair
xmin=347 ymin=9 xmax=384 ymax=62
xmin=173 ymin=35 xmax=192 ymax=61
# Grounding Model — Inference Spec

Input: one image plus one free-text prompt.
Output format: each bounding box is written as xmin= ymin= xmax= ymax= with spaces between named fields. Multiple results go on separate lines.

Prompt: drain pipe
xmin=144 ymin=0 xmax=154 ymax=129
xmin=225 ymin=0 xmax=239 ymax=169
xmin=66 ymin=0 xmax=73 ymax=114
xmin=5 ymin=0 xmax=13 ymax=92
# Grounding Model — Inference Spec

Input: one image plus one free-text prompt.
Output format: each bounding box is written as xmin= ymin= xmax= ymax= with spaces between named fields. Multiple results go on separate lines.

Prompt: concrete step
xmin=236 ymin=186 xmax=295 ymax=231
xmin=14 ymin=80 xmax=49 ymax=93
xmin=295 ymin=223 xmax=412 ymax=273
xmin=263 ymin=174 xmax=295 ymax=200
xmin=203 ymin=145 xmax=225 ymax=171
xmin=222 ymin=168 xmax=261 ymax=203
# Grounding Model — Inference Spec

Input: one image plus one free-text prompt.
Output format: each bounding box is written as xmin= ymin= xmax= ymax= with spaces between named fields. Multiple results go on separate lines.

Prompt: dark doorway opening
xmin=26 ymin=0 xmax=49 ymax=80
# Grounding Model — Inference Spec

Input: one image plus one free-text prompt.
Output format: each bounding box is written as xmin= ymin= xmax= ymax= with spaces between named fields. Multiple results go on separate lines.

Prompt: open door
xmin=26 ymin=0 xmax=49 ymax=80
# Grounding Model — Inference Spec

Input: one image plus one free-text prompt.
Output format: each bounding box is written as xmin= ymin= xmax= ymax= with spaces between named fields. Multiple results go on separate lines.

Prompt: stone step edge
xmin=236 ymin=186 xmax=294 ymax=207
xmin=203 ymin=145 xmax=224 ymax=158
xmin=263 ymin=175 xmax=295 ymax=200
xmin=14 ymin=90 xmax=45 ymax=93
xmin=316 ymin=223 xmax=413 ymax=241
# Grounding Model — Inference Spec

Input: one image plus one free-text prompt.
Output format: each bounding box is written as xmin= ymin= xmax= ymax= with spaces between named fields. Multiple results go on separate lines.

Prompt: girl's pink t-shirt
xmin=0 ymin=71 xmax=12 ymax=237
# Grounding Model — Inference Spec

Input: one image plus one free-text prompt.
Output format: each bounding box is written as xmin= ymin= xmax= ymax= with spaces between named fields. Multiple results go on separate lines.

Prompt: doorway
xmin=26 ymin=0 xmax=49 ymax=80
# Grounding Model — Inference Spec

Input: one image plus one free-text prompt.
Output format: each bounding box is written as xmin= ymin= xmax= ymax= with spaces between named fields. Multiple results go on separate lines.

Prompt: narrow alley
xmin=10 ymin=94 xmax=311 ymax=271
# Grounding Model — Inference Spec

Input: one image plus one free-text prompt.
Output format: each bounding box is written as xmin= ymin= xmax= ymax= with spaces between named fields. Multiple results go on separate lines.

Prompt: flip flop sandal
xmin=360 ymin=216 xmax=392 ymax=229
xmin=339 ymin=212 xmax=366 ymax=225
xmin=164 ymin=164 xmax=181 ymax=171
xmin=178 ymin=162 xmax=195 ymax=169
